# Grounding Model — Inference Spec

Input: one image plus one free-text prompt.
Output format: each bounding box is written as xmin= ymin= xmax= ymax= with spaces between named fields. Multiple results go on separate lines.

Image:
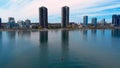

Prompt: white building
xmin=17 ymin=20 xmax=25 ymax=28
xmin=25 ymin=19 xmax=31 ymax=28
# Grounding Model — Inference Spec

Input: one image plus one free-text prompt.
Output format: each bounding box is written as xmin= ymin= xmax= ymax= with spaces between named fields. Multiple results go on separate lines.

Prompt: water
xmin=0 ymin=29 xmax=120 ymax=68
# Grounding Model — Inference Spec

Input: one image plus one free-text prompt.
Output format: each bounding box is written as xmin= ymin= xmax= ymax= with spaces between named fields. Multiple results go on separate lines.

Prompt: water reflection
xmin=39 ymin=31 xmax=48 ymax=44
xmin=91 ymin=30 xmax=97 ymax=41
xmin=83 ymin=30 xmax=87 ymax=36
xmin=0 ymin=31 xmax=2 ymax=53
xmin=0 ymin=32 xmax=2 ymax=66
xmin=112 ymin=29 xmax=120 ymax=38
xmin=18 ymin=31 xmax=31 ymax=38
xmin=7 ymin=31 xmax=16 ymax=40
xmin=111 ymin=29 xmax=120 ymax=49
xmin=61 ymin=30 xmax=69 ymax=61
xmin=82 ymin=30 xmax=88 ymax=40
xmin=0 ymin=30 xmax=120 ymax=68
xmin=39 ymin=31 xmax=49 ymax=68
xmin=101 ymin=29 xmax=105 ymax=36
xmin=6 ymin=31 xmax=16 ymax=51
xmin=91 ymin=29 xmax=97 ymax=35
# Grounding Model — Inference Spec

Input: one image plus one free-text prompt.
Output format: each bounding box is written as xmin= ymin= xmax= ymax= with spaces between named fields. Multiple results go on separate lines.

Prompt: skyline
xmin=0 ymin=0 xmax=120 ymax=23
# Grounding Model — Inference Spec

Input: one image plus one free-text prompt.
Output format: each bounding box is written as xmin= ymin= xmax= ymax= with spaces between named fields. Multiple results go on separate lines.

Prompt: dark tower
xmin=0 ymin=18 xmax=1 ymax=27
xmin=39 ymin=6 xmax=48 ymax=28
xmin=117 ymin=15 xmax=120 ymax=26
xmin=8 ymin=17 xmax=16 ymax=28
xmin=92 ymin=18 xmax=97 ymax=27
xmin=112 ymin=14 xmax=118 ymax=26
xmin=83 ymin=16 xmax=88 ymax=26
xmin=62 ymin=6 xmax=69 ymax=28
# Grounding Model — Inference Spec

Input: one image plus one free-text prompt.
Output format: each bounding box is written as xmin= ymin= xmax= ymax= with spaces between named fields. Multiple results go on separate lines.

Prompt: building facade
xmin=117 ymin=15 xmax=120 ymax=26
xmin=7 ymin=17 xmax=16 ymax=28
xmin=101 ymin=18 xmax=106 ymax=26
xmin=83 ymin=16 xmax=88 ymax=26
xmin=92 ymin=18 xmax=97 ymax=27
xmin=17 ymin=19 xmax=31 ymax=28
xmin=17 ymin=20 xmax=25 ymax=28
xmin=39 ymin=6 xmax=48 ymax=28
xmin=62 ymin=6 xmax=69 ymax=28
xmin=25 ymin=19 xmax=31 ymax=28
xmin=0 ymin=18 xmax=2 ymax=27
xmin=112 ymin=14 xmax=118 ymax=26
xmin=112 ymin=14 xmax=120 ymax=26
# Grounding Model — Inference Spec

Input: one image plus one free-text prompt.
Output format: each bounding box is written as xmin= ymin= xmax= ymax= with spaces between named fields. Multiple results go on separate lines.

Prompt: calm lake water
xmin=0 ymin=29 xmax=120 ymax=68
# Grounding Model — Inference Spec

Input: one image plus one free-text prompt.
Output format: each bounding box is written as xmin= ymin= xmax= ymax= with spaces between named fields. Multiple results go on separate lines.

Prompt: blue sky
xmin=0 ymin=0 xmax=120 ymax=23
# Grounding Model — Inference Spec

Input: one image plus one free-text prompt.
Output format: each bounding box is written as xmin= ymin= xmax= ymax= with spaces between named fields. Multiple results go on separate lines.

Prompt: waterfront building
xmin=101 ymin=18 xmax=106 ymax=26
xmin=0 ymin=18 xmax=2 ymax=27
xmin=83 ymin=16 xmax=88 ymax=26
xmin=62 ymin=6 xmax=69 ymax=28
xmin=92 ymin=18 xmax=97 ymax=27
xmin=25 ymin=19 xmax=31 ymax=28
xmin=17 ymin=20 xmax=25 ymax=28
xmin=7 ymin=17 xmax=16 ymax=28
xmin=117 ymin=15 xmax=120 ymax=26
xmin=39 ymin=6 xmax=48 ymax=28
xmin=112 ymin=14 xmax=120 ymax=26
xmin=112 ymin=14 xmax=118 ymax=26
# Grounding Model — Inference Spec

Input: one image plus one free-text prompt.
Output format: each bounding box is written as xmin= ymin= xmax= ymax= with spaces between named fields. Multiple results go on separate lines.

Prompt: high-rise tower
xmin=8 ymin=17 xmax=16 ymax=28
xmin=39 ymin=6 xmax=48 ymax=28
xmin=62 ymin=6 xmax=69 ymax=28
xmin=83 ymin=16 xmax=88 ymax=26
xmin=0 ymin=18 xmax=2 ymax=27
xmin=92 ymin=18 xmax=97 ymax=27
xmin=112 ymin=14 xmax=118 ymax=26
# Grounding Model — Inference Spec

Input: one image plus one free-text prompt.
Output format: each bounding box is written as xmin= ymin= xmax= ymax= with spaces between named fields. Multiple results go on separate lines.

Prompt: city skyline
xmin=0 ymin=0 xmax=120 ymax=23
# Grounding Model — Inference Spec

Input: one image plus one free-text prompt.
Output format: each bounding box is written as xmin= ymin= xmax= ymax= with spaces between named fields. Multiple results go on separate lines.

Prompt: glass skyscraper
xmin=25 ymin=19 xmax=31 ymax=28
xmin=0 ymin=18 xmax=1 ymax=27
xmin=117 ymin=15 xmax=120 ymax=26
xmin=83 ymin=16 xmax=88 ymax=26
xmin=101 ymin=18 xmax=106 ymax=26
xmin=7 ymin=17 xmax=16 ymax=28
xmin=112 ymin=14 xmax=118 ymax=26
xmin=62 ymin=6 xmax=69 ymax=28
xmin=112 ymin=14 xmax=120 ymax=26
xmin=39 ymin=6 xmax=48 ymax=28
xmin=92 ymin=18 xmax=97 ymax=27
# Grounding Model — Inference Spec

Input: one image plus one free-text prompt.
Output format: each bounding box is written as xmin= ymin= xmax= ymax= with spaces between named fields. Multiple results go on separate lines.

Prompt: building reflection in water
xmin=82 ymin=29 xmax=88 ymax=40
xmin=83 ymin=30 xmax=87 ymax=36
xmin=61 ymin=30 xmax=69 ymax=61
xmin=40 ymin=31 xmax=48 ymax=44
xmin=91 ymin=29 xmax=97 ymax=35
xmin=112 ymin=29 xmax=120 ymax=38
xmin=0 ymin=31 xmax=2 ymax=53
xmin=91 ymin=29 xmax=97 ymax=41
xmin=6 ymin=31 xmax=16 ymax=52
xmin=18 ymin=31 xmax=31 ymax=39
xmin=101 ymin=29 xmax=105 ymax=36
xmin=111 ymin=29 xmax=120 ymax=48
xmin=39 ymin=31 xmax=49 ymax=67
xmin=7 ymin=31 xmax=16 ymax=40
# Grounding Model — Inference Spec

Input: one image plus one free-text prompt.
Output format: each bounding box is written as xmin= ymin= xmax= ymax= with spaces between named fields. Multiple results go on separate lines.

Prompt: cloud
xmin=0 ymin=0 xmax=120 ymax=23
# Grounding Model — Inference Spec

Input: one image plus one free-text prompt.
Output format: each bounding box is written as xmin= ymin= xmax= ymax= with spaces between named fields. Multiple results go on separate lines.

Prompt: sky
xmin=0 ymin=0 xmax=120 ymax=23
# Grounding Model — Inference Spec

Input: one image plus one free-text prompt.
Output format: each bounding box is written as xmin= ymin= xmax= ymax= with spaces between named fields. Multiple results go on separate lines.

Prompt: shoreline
xmin=0 ymin=28 xmax=119 ymax=31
